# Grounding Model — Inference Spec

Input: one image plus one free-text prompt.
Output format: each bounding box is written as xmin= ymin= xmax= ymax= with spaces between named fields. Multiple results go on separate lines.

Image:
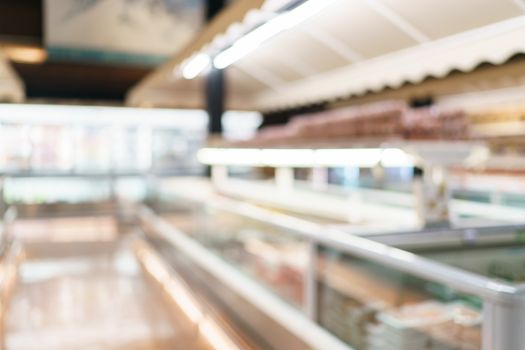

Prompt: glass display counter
xmin=143 ymin=190 xmax=525 ymax=350
xmin=151 ymin=197 xmax=309 ymax=309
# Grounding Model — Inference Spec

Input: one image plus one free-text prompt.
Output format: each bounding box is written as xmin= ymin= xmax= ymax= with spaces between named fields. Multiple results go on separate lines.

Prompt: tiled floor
xmin=5 ymin=241 xmax=211 ymax=350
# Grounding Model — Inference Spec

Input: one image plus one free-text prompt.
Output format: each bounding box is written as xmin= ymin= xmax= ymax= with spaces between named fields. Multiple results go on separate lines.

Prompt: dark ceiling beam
xmin=205 ymin=0 xmax=227 ymax=134
xmin=13 ymin=61 xmax=150 ymax=101
xmin=206 ymin=0 xmax=227 ymax=21
xmin=0 ymin=0 xmax=43 ymax=44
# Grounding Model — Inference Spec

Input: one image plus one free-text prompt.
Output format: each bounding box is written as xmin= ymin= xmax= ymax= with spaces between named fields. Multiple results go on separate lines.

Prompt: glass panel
xmin=30 ymin=125 xmax=73 ymax=172
xmin=112 ymin=127 xmax=151 ymax=172
xmin=195 ymin=206 xmax=307 ymax=308
xmin=73 ymin=126 xmax=113 ymax=172
xmin=154 ymin=196 xmax=308 ymax=309
xmin=155 ymin=196 xmax=199 ymax=237
xmin=114 ymin=177 xmax=147 ymax=202
xmin=317 ymin=247 xmax=482 ymax=350
xmin=420 ymin=245 xmax=525 ymax=282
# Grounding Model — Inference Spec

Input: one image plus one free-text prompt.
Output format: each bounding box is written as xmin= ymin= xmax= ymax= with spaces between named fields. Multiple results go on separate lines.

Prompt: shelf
xmin=214 ymin=178 xmax=418 ymax=227
xmin=160 ymin=177 xmax=525 ymax=228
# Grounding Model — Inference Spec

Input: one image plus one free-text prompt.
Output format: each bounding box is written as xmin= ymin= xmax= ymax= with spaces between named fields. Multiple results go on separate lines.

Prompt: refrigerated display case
xmin=0 ymin=104 xmax=208 ymax=177
xmin=141 ymin=187 xmax=525 ymax=350
xmin=140 ymin=203 xmax=352 ymax=350
xmin=0 ymin=104 xmax=210 ymax=210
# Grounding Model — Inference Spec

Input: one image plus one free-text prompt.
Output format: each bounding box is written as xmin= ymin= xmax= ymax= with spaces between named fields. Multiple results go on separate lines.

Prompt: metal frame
xmin=152 ymin=193 xmax=525 ymax=350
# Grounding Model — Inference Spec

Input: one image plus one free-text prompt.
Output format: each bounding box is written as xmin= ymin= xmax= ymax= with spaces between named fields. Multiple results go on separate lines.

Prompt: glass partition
xmin=197 ymin=207 xmax=307 ymax=308
xmin=155 ymin=197 xmax=308 ymax=309
xmin=420 ymin=244 xmax=525 ymax=284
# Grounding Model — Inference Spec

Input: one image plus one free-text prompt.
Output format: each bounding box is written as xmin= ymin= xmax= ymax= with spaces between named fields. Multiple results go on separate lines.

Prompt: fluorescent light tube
xmin=214 ymin=0 xmax=334 ymax=69
xmin=3 ymin=45 xmax=47 ymax=64
xmin=181 ymin=53 xmax=211 ymax=79
xmin=198 ymin=147 xmax=415 ymax=168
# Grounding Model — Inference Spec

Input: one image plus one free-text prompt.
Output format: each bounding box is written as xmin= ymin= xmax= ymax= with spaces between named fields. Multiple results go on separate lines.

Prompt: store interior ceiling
xmin=129 ymin=0 xmax=525 ymax=112
xmin=3 ymin=0 xmax=525 ymax=110
xmin=0 ymin=0 xmax=152 ymax=103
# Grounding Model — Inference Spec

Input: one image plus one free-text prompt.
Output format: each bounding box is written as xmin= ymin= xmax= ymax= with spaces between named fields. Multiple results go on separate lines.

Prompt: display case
xmin=0 ymin=104 xmax=208 ymax=177
xmin=0 ymin=104 xmax=210 ymax=207
xmin=141 ymin=187 xmax=525 ymax=350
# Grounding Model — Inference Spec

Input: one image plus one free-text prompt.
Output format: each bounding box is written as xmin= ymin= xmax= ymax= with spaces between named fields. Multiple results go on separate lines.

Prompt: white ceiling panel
xmin=308 ymin=0 xmax=418 ymax=58
xmin=258 ymin=29 xmax=350 ymax=72
xmin=381 ymin=0 xmax=525 ymax=39
xmin=228 ymin=67 xmax=269 ymax=93
xmin=236 ymin=47 xmax=306 ymax=82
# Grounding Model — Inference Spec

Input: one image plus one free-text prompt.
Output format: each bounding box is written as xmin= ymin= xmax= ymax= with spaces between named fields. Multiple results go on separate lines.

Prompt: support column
xmin=206 ymin=0 xmax=226 ymax=21
xmin=275 ymin=167 xmax=294 ymax=191
xmin=304 ymin=240 xmax=319 ymax=321
xmin=413 ymin=165 xmax=451 ymax=228
xmin=211 ymin=165 xmax=228 ymax=187
xmin=205 ymin=0 xmax=226 ymax=139
xmin=483 ymin=296 xmax=525 ymax=350
xmin=0 ymin=176 xmax=4 ymax=218
xmin=206 ymin=68 xmax=225 ymax=135
xmin=311 ymin=167 xmax=328 ymax=191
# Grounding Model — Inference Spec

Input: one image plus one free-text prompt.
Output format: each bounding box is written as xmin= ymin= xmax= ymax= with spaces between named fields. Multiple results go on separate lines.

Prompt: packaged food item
xmin=402 ymin=107 xmax=468 ymax=140
xmin=371 ymin=301 xmax=481 ymax=350
xmin=235 ymin=101 xmax=469 ymax=148
xmin=319 ymin=287 xmax=380 ymax=350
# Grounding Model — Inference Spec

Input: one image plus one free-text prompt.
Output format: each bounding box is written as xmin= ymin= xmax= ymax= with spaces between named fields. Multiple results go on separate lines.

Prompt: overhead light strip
xmin=179 ymin=0 xmax=334 ymax=79
xmin=181 ymin=53 xmax=211 ymax=80
xmin=213 ymin=0 xmax=334 ymax=70
xmin=2 ymin=46 xmax=47 ymax=64
xmin=197 ymin=147 xmax=415 ymax=168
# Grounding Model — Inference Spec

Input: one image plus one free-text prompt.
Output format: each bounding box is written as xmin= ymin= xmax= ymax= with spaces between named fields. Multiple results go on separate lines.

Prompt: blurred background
xmin=1 ymin=1 xmax=525 ymax=350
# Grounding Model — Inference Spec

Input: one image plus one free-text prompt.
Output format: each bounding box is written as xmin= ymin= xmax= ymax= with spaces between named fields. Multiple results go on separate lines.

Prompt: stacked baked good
xmin=402 ymin=107 xmax=468 ymax=140
xmin=368 ymin=301 xmax=481 ymax=350
xmin=234 ymin=101 xmax=469 ymax=147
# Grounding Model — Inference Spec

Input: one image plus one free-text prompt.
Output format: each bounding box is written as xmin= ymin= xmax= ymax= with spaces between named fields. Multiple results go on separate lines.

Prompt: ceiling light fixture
xmin=2 ymin=46 xmax=47 ymax=64
xmin=197 ymin=147 xmax=416 ymax=168
xmin=213 ymin=0 xmax=334 ymax=69
xmin=181 ymin=53 xmax=211 ymax=80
